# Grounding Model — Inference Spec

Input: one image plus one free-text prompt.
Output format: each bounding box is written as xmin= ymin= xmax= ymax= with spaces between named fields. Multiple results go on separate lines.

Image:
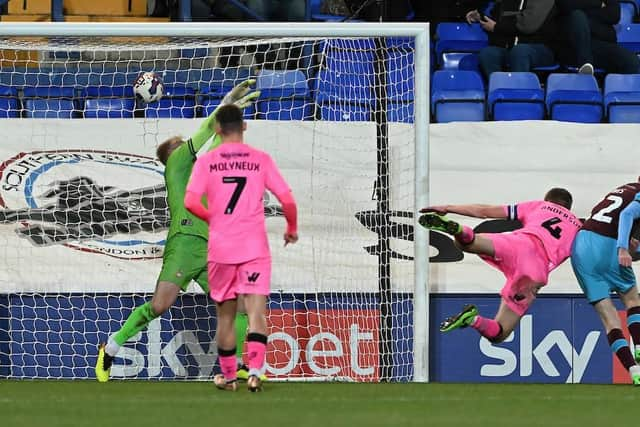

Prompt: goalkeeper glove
xmin=221 ymin=79 xmax=260 ymax=109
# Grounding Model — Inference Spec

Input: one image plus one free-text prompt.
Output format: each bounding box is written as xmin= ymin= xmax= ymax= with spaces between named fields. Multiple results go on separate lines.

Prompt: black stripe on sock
xmin=247 ymin=332 xmax=268 ymax=344
xmin=608 ymin=328 xmax=625 ymax=345
xmin=218 ymin=347 xmax=237 ymax=357
xmin=607 ymin=328 xmax=636 ymax=370
xmin=628 ymin=306 xmax=640 ymax=317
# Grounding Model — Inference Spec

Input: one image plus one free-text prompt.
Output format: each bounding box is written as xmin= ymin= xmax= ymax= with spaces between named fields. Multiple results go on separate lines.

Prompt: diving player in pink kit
xmin=420 ymin=188 xmax=581 ymax=343
xmin=185 ymin=104 xmax=298 ymax=392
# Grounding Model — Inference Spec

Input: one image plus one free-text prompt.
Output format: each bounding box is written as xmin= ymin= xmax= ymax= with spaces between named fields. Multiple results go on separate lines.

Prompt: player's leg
xmin=608 ymin=253 xmax=640 ymax=361
xmin=593 ymin=297 xmax=640 ymax=384
xmin=618 ymin=286 xmax=640 ymax=363
xmin=96 ymin=235 xmax=203 ymax=382
xmin=237 ymin=257 xmax=271 ymax=392
xmin=440 ymin=298 xmax=520 ymax=342
xmin=95 ymin=280 xmax=181 ymax=382
xmin=243 ymin=293 xmax=268 ymax=392
xmin=419 ymin=213 xmax=495 ymax=257
xmin=214 ymin=298 xmax=239 ymax=391
xmin=194 ymin=263 xmax=253 ymax=381
xmin=235 ymin=295 xmax=250 ymax=380
xmin=209 ymin=261 xmax=241 ymax=391
xmin=571 ymin=230 xmax=640 ymax=384
xmin=489 ymin=300 xmax=523 ymax=342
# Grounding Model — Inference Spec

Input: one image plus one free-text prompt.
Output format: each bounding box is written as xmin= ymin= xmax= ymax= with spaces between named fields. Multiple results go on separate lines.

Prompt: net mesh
xmin=0 ymin=34 xmax=416 ymax=381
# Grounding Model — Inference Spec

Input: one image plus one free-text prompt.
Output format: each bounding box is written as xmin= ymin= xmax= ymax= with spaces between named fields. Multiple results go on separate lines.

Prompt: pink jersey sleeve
xmin=186 ymin=154 xmax=209 ymax=196
xmin=263 ymin=153 xmax=290 ymax=197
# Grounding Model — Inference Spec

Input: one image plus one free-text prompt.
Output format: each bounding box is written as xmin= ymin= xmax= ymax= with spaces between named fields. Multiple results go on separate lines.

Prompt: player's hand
xmin=284 ymin=232 xmax=298 ymax=246
xmin=479 ymin=16 xmax=496 ymax=32
xmin=619 ymin=247 xmax=633 ymax=267
xmin=419 ymin=205 xmax=448 ymax=215
xmin=222 ymin=79 xmax=261 ymax=109
xmin=466 ymin=9 xmax=481 ymax=24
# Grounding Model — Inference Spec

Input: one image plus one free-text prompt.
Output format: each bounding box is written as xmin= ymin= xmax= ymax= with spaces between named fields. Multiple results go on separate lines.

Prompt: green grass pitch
xmin=2 ymin=381 xmax=640 ymax=427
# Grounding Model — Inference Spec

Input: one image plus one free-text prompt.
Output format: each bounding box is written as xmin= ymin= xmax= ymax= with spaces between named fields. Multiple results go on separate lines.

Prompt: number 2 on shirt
xmin=223 ymin=176 xmax=246 ymax=214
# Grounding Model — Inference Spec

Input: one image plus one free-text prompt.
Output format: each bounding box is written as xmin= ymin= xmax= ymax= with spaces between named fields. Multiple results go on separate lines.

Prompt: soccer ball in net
xmin=133 ymin=72 xmax=164 ymax=104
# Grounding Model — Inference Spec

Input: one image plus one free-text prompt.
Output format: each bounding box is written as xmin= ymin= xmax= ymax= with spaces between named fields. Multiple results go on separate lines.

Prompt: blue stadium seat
xmin=84 ymin=99 xmax=135 ymax=119
xmin=546 ymin=73 xmax=603 ymax=123
xmin=0 ymin=85 xmax=19 ymax=118
xmin=321 ymin=40 xmax=375 ymax=78
xmin=604 ymin=73 xmax=640 ymax=122
xmin=388 ymin=102 xmax=414 ymax=123
xmin=435 ymin=23 xmax=488 ymax=69
xmin=386 ymin=37 xmax=415 ymax=51
xmin=23 ymin=86 xmax=76 ymax=98
xmin=82 ymin=86 xmax=135 ymax=119
xmin=619 ymin=2 xmax=635 ymax=25
xmin=315 ymin=67 xmax=374 ymax=121
xmin=387 ymin=49 xmax=414 ymax=101
xmin=82 ymin=86 xmax=134 ymax=98
xmin=618 ymin=24 xmax=640 ymax=54
xmin=457 ymin=53 xmax=481 ymax=72
xmin=431 ymin=70 xmax=485 ymax=123
xmin=621 ymin=0 xmax=639 ymax=15
xmin=317 ymin=102 xmax=371 ymax=121
xmin=487 ymin=72 xmax=545 ymax=120
xmin=24 ymin=99 xmax=78 ymax=118
xmin=256 ymin=69 xmax=312 ymax=120
xmin=145 ymin=85 xmax=196 ymax=118
xmin=23 ymin=86 xmax=79 ymax=119
xmin=164 ymin=68 xmax=253 ymax=94
xmin=387 ymin=49 xmax=414 ymax=123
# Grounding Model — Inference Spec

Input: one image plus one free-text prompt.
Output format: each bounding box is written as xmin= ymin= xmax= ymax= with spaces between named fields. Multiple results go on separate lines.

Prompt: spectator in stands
xmin=467 ymin=0 xmax=560 ymax=80
xmin=246 ymin=0 xmax=306 ymax=21
xmin=556 ymin=0 xmax=639 ymax=74
xmin=191 ymin=0 xmax=244 ymax=21
xmin=426 ymin=1 xmax=486 ymax=35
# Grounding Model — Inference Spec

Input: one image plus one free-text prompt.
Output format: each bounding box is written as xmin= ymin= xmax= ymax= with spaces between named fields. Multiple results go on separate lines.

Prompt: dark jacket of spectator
xmin=556 ymin=0 xmax=620 ymax=42
xmin=489 ymin=0 xmax=560 ymax=48
xmin=426 ymin=0 xmax=487 ymax=34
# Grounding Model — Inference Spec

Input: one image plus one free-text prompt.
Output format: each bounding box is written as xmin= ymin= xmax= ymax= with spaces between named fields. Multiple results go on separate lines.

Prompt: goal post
xmin=0 ymin=22 xmax=430 ymax=382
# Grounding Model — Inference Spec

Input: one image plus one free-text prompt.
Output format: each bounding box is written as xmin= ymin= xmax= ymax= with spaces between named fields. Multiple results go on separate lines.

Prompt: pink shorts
xmin=480 ymin=232 xmax=550 ymax=316
xmin=208 ymin=257 xmax=271 ymax=303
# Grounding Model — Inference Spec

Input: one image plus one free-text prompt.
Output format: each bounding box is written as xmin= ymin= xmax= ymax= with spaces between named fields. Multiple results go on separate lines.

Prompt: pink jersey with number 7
xmin=186 ymin=142 xmax=291 ymax=264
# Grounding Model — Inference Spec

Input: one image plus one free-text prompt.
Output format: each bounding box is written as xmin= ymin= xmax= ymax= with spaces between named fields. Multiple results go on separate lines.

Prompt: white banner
xmin=2 ymin=118 xmax=635 ymax=295
xmin=430 ymin=120 xmax=640 ymax=293
xmin=0 ymin=119 xmax=415 ymax=293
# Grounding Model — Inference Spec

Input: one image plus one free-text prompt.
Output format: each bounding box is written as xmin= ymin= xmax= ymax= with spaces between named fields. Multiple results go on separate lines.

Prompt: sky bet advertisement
xmin=0 ymin=293 xmax=413 ymax=381
xmin=0 ymin=293 xmax=633 ymax=383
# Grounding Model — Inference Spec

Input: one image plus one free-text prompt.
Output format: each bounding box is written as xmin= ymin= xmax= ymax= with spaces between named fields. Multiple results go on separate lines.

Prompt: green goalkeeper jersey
xmin=165 ymin=110 xmax=221 ymax=240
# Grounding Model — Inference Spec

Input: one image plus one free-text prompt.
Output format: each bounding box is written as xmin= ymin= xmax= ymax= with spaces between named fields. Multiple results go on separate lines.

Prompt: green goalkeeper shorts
xmin=157 ymin=233 xmax=209 ymax=293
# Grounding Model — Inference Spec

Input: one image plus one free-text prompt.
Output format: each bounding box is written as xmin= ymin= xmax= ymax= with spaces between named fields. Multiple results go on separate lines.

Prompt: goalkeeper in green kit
xmin=95 ymin=80 xmax=263 ymax=383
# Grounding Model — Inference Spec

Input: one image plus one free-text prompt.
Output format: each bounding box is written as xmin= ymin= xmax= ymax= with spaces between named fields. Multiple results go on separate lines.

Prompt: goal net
xmin=0 ymin=23 xmax=428 ymax=382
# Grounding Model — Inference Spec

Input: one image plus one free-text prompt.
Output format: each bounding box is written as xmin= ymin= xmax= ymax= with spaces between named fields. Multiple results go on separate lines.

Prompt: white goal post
xmin=0 ymin=22 xmax=430 ymax=382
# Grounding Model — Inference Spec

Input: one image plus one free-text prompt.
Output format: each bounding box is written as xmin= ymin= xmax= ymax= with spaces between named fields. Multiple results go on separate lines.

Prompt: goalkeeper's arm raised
xmin=189 ymin=79 xmax=260 ymax=154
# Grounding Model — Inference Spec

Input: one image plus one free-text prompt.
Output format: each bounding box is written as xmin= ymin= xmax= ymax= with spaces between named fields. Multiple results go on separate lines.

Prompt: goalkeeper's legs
xmin=235 ymin=296 xmax=249 ymax=380
xmin=96 ymin=281 xmax=179 ymax=382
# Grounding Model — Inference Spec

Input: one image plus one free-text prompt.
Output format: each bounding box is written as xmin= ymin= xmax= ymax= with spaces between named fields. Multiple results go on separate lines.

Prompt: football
xmin=133 ymin=71 xmax=164 ymax=104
